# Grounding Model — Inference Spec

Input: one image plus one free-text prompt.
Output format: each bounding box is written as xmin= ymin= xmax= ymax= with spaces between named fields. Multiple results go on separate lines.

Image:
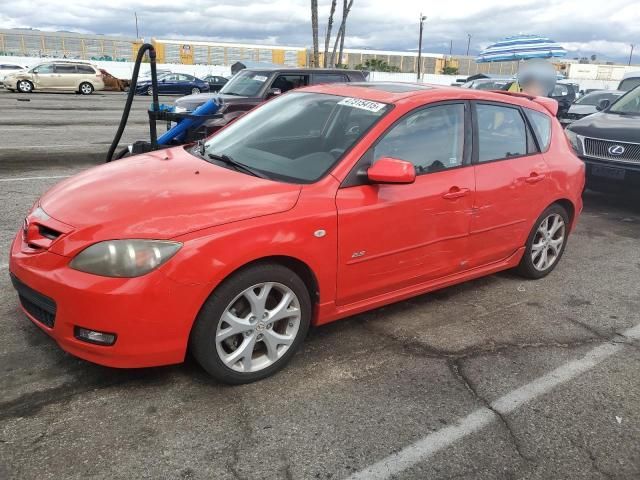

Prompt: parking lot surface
xmin=1 ymin=103 xmax=639 ymax=479
xmin=0 ymin=89 xmax=176 ymax=168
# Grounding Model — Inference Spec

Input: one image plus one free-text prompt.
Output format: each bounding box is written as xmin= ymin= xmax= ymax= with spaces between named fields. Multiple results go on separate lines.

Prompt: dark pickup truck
xmin=174 ymin=67 xmax=367 ymax=132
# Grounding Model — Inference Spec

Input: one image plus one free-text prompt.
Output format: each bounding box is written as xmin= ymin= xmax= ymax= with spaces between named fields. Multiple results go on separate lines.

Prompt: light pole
xmin=630 ymin=44 xmax=635 ymax=66
xmin=134 ymin=12 xmax=139 ymax=39
xmin=417 ymin=14 xmax=427 ymax=81
xmin=466 ymin=34 xmax=472 ymax=56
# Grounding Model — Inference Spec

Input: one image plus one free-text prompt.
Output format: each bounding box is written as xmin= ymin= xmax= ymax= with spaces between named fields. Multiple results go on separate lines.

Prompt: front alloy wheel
xmin=191 ymin=87 xmax=200 ymax=94
xmin=190 ymin=264 xmax=311 ymax=384
xmin=216 ymin=282 xmax=301 ymax=373
xmin=17 ymin=80 xmax=33 ymax=93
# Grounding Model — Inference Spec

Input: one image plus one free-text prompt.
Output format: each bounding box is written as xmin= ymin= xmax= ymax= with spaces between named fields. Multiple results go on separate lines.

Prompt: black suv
xmin=174 ymin=68 xmax=367 ymax=132
xmin=566 ymin=85 xmax=640 ymax=190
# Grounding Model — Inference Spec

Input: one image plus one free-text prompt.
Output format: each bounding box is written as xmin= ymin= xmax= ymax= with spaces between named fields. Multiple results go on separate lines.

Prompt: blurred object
xmin=518 ymin=59 xmax=558 ymax=96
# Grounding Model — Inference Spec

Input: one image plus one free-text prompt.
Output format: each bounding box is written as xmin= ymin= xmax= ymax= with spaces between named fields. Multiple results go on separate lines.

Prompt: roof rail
xmin=488 ymin=89 xmax=558 ymax=116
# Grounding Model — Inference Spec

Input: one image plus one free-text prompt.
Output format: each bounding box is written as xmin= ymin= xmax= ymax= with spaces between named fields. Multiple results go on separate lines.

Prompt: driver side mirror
xmin=367 ymin=157 xmax=416 ymax=185
xmin=596 ymin=98 xmax=610 ymax=111
xmin=267 ymin=88 xmax=282 ymax=98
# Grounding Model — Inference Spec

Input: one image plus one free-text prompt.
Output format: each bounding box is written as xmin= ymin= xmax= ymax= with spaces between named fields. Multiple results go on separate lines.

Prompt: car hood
xmin=175 ymin=92 xmax=249 ymax=109
xmin=567 ymin=104 xmax=596 ymax=115
xmin=567 ymin=111 xmax=640 ymax=143
xmin=39 ymin=147 xmax=301 ymax=256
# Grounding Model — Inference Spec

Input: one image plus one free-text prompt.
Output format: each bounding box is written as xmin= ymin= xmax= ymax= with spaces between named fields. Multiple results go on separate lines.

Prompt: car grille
xmin=10 ymin=274 xmax=57 ymax=328
xmin=583 ymin=137 xmax=640 ymax=163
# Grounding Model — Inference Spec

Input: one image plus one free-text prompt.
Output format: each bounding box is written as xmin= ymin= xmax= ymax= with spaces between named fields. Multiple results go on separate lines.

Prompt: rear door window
xmin=271 ymin=74 xmax=309 ymax=93
xmin=313 ymin=73 xmax=348 ymax=84
xmin=54 ymin=64 xmax=78 ymax=74
xmin=76 ymin=65 xmax=95 ymax=74
xmin=476 ymin=104 xmax=528 ymax=162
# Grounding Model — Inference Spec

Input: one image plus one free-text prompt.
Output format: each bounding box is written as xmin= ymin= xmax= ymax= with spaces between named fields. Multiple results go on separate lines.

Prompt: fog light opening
xmin=74 ymin=327 xmax=117 ymax=346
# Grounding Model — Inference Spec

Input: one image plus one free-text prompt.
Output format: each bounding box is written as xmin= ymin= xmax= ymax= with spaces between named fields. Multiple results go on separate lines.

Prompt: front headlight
xmin=70 ymin=240 xmax=182 ymax=278
xmin=565 ymin=129 xmax=584 ymax=155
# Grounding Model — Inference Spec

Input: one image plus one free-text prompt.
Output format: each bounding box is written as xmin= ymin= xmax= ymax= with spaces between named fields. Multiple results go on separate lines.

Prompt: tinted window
xmin=373 ymin=104 xmax=465 ymax=174
xmin=477 ymin=104 xmax=527 ymax=162
xmin=33 ymin=64 xmax=54 ymax=74
xmin=271 ymin=75 xmax=308 ymax=93
xmin=55 ymin=64 xmax=77 ymax=74
xmin=178 ymin=74 xmax=194 ymax=81
xmin=77 ymin=65 xmax=95 ymax=74
xmin=1 ymin=65 xmax=22 ymax=70
xmin=314 ymin=74 xmax=348 ymax=84
xmin=524 ymin=109 xmax=552 ymax=151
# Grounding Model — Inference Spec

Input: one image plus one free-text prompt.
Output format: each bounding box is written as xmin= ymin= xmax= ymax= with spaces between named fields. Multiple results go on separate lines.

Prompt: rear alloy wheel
xmin=190 ymin=264 xmax=311 ymax=384
xmin=17 ymin=80 xmax=33 ymax=93
xmin=147 ymin=86 xmax=153 ymax=96
xmin=79 ymin=82 xmax=94 ymax=95
xmin=517 ymin=204 xmax=569 ymax=279
xmin=191 ymin=87 xmax=201 ymax=94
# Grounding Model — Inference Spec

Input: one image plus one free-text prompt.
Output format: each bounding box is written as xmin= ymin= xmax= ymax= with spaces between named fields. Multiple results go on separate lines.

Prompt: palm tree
xmin=331 ymin=0 xmax=354 ymax=66
xmin=323 ymin=0 xmax=338 ymax=67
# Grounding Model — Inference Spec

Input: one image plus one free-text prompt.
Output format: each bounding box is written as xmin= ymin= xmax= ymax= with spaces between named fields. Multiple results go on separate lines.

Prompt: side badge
xmin=314 ymin=229 xmax=326 ymax=238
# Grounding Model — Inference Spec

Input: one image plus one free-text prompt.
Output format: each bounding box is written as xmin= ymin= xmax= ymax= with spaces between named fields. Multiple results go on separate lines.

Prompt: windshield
xmin=201 ymin=92 xmax=391 ymax=183
xmin=575 ymin=91 xmax=622 ymax=106
xmin=608 ymin=86 xmax=640 ymax=115
xmin=219 ymin=70 xmax=271 ymax=96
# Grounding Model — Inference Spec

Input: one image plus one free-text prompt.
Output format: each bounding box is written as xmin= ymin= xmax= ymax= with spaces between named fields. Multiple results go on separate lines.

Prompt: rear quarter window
xmin=77 ymin=65 xmax=96 ymax=74
xmin=524 ymin=109 xmax=552 ymax=152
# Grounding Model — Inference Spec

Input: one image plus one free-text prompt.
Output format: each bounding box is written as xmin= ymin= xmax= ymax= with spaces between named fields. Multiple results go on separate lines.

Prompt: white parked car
xmin=559 ymin=90 xmax=625 ymax=126
xmin=0 ymin=63 xmax=28 ymax=87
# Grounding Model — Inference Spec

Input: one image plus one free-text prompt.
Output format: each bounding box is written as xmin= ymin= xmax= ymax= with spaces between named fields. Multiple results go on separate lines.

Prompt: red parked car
xmin=9 ymin=83 xmax=584 ymax=384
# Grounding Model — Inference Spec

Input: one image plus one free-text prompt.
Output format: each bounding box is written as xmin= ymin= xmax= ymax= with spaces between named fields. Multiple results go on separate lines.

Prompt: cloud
xmin=2 ymin=0 xmax=638 ymax=62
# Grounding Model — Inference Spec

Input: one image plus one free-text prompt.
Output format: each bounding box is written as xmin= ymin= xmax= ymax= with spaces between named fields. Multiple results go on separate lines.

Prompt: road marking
xmin=347 ymin=324 xmax=640 ymax=480
xmin=0 ymin=175 xmax=71 ymax=182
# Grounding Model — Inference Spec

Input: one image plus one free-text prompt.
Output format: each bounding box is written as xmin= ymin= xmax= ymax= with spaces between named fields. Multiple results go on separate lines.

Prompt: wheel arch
xmin=549 ymin=198 xmax=576 ymax=227
xmin=220 ymin=255 xmax=320 ymax=306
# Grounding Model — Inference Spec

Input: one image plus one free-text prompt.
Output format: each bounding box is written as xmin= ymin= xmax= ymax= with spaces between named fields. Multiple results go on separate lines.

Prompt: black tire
xmin=516 ymin=204 xmax=570 ymax=279
xmin=190 ymin=263 xmax=311 ymax=384
xmin=17 ymin=80 xmax=33 ymax=93
xmin=79 ymin=82 xmax=94 ymax=95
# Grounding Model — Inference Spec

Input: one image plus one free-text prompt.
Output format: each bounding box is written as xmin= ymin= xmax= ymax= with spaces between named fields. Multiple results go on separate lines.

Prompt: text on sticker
xmin=337 ymin=97 xmax=386 ymax=112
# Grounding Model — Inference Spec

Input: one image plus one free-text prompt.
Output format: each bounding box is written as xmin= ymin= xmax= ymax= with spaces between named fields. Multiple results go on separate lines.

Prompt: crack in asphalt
xmin=449 ymin=359 xmax=534 ymax=463
xmin=226 ymin=394 xmax=252 ymax=480
xmin=567 ymin=436 xmax=615 ymax=480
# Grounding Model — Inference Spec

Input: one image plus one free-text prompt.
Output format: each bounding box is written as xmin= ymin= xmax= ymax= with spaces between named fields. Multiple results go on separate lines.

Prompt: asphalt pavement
xmin=0 ymin=91 xmax=639 ymax=479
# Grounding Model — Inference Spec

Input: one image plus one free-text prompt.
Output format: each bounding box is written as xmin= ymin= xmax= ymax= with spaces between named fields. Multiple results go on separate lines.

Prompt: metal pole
xmin=135 ymin=12 xmax=139 ymax=39
xmin=466 ymin=34 xmax=471 ymax=56
xmin=630 ymin=44 xmax=635 ymax=66
xmin=417 ymin=14 xmax=426 ymax=81
xmin=449 ymin=40 xmax=453 ymax=56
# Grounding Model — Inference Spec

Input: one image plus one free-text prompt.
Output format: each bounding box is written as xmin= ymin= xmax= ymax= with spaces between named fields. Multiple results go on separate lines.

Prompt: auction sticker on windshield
xmin=253 ymin=75 xmax=268 ymax=82
xmin=338 ymin=97 xmax=386 ymax=112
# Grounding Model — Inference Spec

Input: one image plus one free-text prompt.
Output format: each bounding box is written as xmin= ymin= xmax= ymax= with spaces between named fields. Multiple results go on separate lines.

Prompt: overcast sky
xmin=1 ymin=0 xmax=638 ymax=62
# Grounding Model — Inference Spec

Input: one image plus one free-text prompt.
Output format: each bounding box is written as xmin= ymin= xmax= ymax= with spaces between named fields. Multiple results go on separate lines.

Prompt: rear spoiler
xmin=488 ymin=90 xmax=559 ymax=116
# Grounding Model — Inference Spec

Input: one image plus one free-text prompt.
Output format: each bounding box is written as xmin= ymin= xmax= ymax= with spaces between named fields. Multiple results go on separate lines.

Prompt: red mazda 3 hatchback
xmin=9 ymin=82 xmax=584 ymax=384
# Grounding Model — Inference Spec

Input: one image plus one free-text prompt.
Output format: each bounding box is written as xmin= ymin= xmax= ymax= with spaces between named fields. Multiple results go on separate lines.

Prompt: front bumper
xmin=8 ymin=231 xmax=206 ymax=368
xmin=581 ymin=156 xmax=640 ymax=189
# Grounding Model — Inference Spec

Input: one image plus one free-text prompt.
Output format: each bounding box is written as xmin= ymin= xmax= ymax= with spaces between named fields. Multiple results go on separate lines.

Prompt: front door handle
xmin=525 ymin=172 xmax=546 ymax=184
xmin=442 ymin=187 xmax=470 ymax=200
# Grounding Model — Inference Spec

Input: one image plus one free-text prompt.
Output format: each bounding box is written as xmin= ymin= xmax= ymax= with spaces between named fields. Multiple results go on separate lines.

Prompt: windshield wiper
xmin=207 ymin=152 xmax=269 ymax=179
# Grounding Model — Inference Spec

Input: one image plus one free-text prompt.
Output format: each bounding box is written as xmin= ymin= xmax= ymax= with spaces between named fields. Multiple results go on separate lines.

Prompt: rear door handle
xmin=525 ymin=172 xmax=546 ymax=184
xmin=442 ymin=187 xmax=470 ymax=200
